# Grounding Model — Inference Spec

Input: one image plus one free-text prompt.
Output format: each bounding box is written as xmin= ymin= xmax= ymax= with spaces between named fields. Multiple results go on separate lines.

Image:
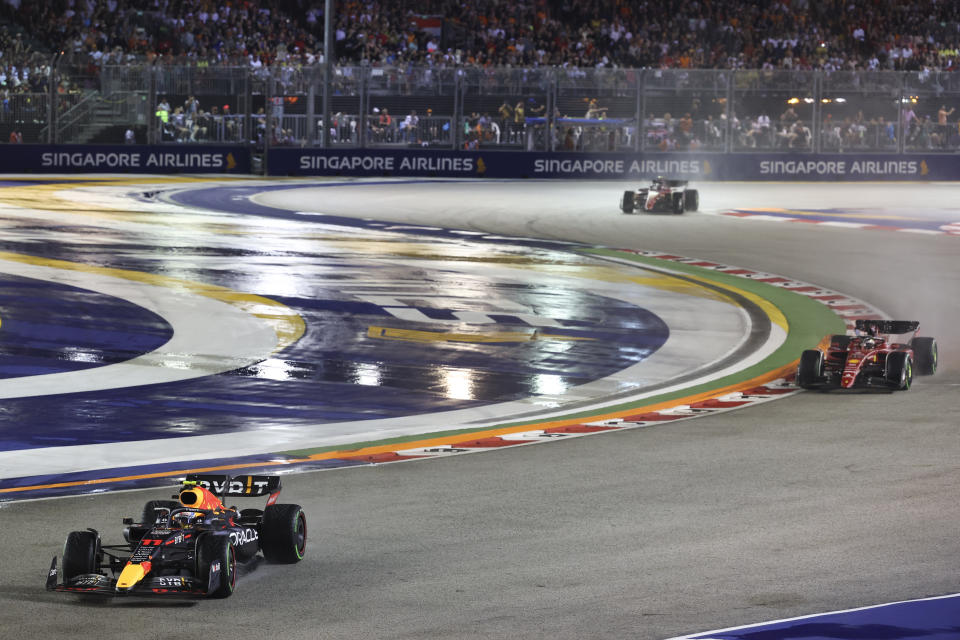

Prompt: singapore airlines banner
xmin=269 ymin=148 xmax=957 ymax=181
xmin=0 ymin=145 xmax=956 ymax=180
xmin=0 ymin=145 xmax=250 ymax=173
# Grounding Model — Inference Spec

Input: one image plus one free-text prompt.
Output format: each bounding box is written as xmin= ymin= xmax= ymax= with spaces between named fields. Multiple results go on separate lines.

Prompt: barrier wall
xmin=0 ymin=145 xmax=251 ymax=174
xmin=268 ymin=148 xmax=959 ymax=181
xmin=1 ymin=145 xmax=958 ymax=181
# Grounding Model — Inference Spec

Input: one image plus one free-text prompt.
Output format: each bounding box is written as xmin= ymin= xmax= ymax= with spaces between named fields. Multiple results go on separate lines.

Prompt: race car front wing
xmin=46 ymin=556 xmax=216 ymax=597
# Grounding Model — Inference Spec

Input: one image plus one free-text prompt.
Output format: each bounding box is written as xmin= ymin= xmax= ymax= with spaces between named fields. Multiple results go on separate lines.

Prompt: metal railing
xmin=5 ymin=64 xmax=960 ymax=156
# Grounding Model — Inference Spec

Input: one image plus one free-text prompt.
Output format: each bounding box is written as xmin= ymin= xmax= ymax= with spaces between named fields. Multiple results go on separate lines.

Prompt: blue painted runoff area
xmin=674 ymin=593 xmax=960 ymax=640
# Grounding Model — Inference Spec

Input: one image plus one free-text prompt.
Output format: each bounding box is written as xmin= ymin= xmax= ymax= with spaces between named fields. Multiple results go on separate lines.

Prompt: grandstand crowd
xmin=1 ymin=0 xmax=959 ymax=75
xmin=2 ymin=0 xmax=960 ymax=150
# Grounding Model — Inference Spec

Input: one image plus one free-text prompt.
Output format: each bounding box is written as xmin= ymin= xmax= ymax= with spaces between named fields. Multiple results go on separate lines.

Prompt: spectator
xmin=585 ymin=98 xmax=607 ymax=120
xmin=513 ymin=101 xmax=525 ymax=143
xmin=937 ymin=105 xmax=955 ymax=148
xmin=401 ymin=109 xmax=419 ymax=143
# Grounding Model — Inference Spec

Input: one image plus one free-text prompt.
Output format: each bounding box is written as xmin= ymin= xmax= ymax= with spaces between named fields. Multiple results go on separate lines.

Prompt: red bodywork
xmin=825 ymin=333 xmax=911 ymax=389
xmin=798 ymin=319 xmax=935 ymax=392
xmin=644 ymin=185 xmax=673 ymax=211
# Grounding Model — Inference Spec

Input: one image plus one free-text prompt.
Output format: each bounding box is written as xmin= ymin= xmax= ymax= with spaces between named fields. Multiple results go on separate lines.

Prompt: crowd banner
xmin=268 ymin=148 xmax=960 ymax=181
xmin=0 ymin=145 xmax=251 ymax=174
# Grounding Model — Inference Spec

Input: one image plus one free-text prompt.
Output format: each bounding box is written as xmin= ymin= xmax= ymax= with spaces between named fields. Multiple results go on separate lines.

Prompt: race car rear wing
xmin=855 ymin=319 xmax=919 ymax=335
xmin=183 ymin=474 xmax=282 ymax=500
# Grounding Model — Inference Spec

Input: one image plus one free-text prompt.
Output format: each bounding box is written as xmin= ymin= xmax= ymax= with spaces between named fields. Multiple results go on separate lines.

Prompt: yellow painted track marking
xmin=0 ymin=251 xmax=304 ymax=351
xmin=367 ymin=326 xmax=592 ymax=343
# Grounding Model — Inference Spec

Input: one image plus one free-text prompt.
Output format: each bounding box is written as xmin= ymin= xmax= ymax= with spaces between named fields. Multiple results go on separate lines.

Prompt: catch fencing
xmin=4 ymin=62 xmax=960 ymax=178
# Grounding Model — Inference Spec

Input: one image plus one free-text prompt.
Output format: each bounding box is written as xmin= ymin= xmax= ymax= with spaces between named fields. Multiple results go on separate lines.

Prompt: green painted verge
xmin=278 ymin=249 xmax=847 ymax=458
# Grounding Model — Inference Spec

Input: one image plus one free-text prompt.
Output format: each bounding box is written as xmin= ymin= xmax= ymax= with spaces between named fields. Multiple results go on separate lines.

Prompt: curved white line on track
xmin=0 ymin=253 xmax=783 ymax=480
xmin=0 ymin=257 xmax=282 ymax=399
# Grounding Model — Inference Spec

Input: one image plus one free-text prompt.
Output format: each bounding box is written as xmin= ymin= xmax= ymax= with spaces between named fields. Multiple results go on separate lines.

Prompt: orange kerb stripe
xmin=1 ymin=353 xmax=811 ymax=496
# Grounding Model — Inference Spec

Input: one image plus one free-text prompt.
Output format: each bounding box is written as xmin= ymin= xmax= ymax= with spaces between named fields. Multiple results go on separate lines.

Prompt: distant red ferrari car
xmin=620 ymin=177 xmax=699 ymax=214
xmin=797 ymin=319 xmax=937 ymax=391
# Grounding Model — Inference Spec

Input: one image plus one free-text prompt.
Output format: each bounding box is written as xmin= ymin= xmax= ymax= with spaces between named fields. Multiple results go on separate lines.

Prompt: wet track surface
xmin=0 ymin=179 xmax=957 ymax=640
xmin=0 ymin=178 xmax=772 ymax=487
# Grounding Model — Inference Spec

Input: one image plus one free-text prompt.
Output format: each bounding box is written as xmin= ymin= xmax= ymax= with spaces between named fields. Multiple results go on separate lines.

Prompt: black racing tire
xmin=141 ymin=500 xmax=180 ymax=525
xmin=672 ymin=192 xmax=685 ymax=214
xmin=261 ymin=504 xmax=307 ymax=564
xmin=829 ymin=334 xmax=851 ymax=350
xmin=620 ymin=190 xmax=634 ymax=213
xmin=885 ymin=351 xmax=913 ymax=390
xmin=910 ymin=336 xmax=938 ymax=375
xmin=62 ymin=530 xmax=100 ymax=582
xmin=683 ymin=189 xmax=699 ymax=211
xmin=796 ymin=349 xmax=825 ymax=389
xmin=196 ymin=535 xmax=237 ymax=598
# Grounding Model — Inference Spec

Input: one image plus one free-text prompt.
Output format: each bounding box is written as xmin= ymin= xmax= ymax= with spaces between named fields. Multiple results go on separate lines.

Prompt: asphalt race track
xmin=1 ymin=179 xmax=958 ymax=640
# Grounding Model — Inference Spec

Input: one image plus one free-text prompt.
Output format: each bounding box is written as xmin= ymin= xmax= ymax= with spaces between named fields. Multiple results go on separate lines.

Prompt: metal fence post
xmin=359 ymin=64 xmax=368 ymax=148
xmin=897 ymin=71 xmax=906 ymax=153
xmin=243 ymin=67 xmax=252 ymax=145
xmin=47 ymin=53 xmax=59 ymax=144
xmin=322 ymin=0 xmax=333 ymax=148
xmin=147 ymin=61 xmax=157 ymax=144
xmin=306 ymin=71 xmax=316 ymax=145
xmin=454 ymin=70 xmax=463 ymax=149
xmin=636 ymin=70 xmax=644 ymax=152
xmin=547 ymin=68 xmax=556 ymax=152
xmin=813 ymin=71 xmax=822 ymax=153
xmin=263 ymin=67 xmax=272 ymax=174
xmin=725 ymin=71 xmax=734 ymax=153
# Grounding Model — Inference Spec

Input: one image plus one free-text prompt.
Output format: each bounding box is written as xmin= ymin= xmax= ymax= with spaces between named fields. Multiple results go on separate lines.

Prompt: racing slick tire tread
xmin=910 ymin=337 xmax=938 ymax=375
xmin=141 ymin=500 xmax=180 ymax=525
xmin=262 ymin=504 xmax=307 ymax=564
xmin=620 ymin=190 xmax=634 ymax=213
xmin=62 ymin=530 xmax=99 ymax=582
xmin=796 ymin=349 xmax=825 ymax=389
xmin=197 ymin=534 xmax=237 ymax=598
xmin=683 ymin=189 xmax=699 ymax=211
xmin=885 ymin=351 xmax=913 ymax=390
xmin=672 ymin=192 xmax=684 ymax=214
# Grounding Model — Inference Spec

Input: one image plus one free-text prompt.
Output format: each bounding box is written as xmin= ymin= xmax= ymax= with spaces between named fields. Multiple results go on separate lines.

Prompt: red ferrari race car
xmin=796 ymin=319 xmax=937 ymax=391
xmin=620 ymin=177 xmax=699 ymax=214
xmin=46 ymin=474 xmax=307 ymax=598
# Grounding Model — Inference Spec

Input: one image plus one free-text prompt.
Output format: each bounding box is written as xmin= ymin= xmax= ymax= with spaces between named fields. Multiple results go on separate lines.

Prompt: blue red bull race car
xmin=620 ymin=177 xmax=699 ymax=214
xmin=796 ymin=319 xmax=938 ymax=391
xmin=46 ymin=474 xmax=307 ymax=598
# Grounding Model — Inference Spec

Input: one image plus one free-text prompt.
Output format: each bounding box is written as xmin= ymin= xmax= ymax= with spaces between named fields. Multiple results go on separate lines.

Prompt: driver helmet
xmin=178 ymin=483 xmax=225 ymax=511
xmin=171 ymin=510 xmax=204 ymax=527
